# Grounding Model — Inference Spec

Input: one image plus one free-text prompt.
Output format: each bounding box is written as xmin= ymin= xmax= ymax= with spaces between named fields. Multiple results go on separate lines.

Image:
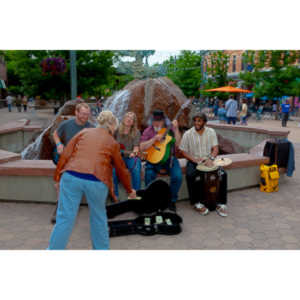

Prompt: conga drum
xmin=196 ymin=164 xmax=221 ymax=211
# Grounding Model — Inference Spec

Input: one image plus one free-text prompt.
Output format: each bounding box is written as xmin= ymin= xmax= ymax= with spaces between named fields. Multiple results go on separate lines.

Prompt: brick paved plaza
xmin=0 ymin=107 xmax=299 ymax=250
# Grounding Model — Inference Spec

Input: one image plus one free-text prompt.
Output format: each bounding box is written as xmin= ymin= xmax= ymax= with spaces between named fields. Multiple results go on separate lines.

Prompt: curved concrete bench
xmin=0 ymin=153 xmax=269 ymax=203
xmin=0 ymin=119 xmax=43 ymax=153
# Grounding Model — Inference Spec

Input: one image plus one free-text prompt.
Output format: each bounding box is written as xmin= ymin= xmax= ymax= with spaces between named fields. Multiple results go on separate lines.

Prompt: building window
xmin=241 ymin=53 xmax=247 ymax=71
xmin=232 ymin=55 xmax=236 ymax=72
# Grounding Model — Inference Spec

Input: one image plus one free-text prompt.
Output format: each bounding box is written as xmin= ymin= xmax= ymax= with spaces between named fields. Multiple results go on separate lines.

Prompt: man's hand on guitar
xmin=57 ymin=144 xmax=64 ymax=155
xmin=154 ymin=133 xmax=164 ymax=142
xmin=172 ymin=120 xmax=179 ymax=130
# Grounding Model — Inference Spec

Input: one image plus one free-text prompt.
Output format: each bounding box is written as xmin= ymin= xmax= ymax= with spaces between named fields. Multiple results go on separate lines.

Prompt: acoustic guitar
xmin=146 ymin=100 xmax=191 ymax=164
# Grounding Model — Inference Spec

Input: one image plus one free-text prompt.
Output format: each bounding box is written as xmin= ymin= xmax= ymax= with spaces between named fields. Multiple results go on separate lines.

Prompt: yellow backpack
xmin=260 ymin=164 xmax=280 ymax=193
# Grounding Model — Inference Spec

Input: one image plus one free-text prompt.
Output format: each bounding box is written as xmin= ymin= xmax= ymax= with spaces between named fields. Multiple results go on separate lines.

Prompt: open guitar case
xmin=106 ymin=180 xmax=183 ymax=237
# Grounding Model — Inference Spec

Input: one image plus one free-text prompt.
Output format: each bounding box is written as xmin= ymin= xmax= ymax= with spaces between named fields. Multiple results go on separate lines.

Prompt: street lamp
xmin=70 ymin=50 xmax=77 ymax=99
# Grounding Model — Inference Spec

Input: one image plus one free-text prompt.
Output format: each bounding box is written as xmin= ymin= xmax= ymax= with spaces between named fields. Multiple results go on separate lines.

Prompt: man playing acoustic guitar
xmin=140 ymin=110 xmax=182 ymax=212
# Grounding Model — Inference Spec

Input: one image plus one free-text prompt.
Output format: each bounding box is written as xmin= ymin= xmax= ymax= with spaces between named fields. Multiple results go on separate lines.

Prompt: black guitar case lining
xmin=109 ymin=212 xmax=183 ymax=237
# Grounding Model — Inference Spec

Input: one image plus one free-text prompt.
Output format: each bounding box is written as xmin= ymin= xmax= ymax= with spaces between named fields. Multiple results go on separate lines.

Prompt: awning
xmin=0 ymin=80 xmax=6 ymax=89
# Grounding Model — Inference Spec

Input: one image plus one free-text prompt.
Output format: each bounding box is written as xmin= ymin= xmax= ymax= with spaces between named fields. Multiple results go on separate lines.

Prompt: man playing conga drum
xmin=179 ymin=113 xmax=228 ymax=217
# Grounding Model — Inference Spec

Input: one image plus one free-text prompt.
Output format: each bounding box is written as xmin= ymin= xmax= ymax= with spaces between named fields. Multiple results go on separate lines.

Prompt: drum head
xmin=196 ymin=163 xmax=218 ymax=172
xmin=214 ymin=157 xmax=232 ymax=167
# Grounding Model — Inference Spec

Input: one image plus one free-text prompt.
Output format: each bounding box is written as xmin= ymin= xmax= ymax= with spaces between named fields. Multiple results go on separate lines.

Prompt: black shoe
xmin=168 ymin=202 xmax=177 ymax=212
xmin=51 ymin=214 xmax=56 ymax=224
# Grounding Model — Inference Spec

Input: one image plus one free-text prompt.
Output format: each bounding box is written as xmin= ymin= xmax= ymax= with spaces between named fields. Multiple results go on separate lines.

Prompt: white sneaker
xmin=194 ymin=203 xmax=209 ymax=215
xmin=216 ymin=204 xmax=228 ymax=217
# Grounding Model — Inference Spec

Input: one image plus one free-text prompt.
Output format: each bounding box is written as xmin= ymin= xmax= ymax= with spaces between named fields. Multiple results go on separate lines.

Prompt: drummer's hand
xmin=128 ymin=189 xmax=137 ymax=199
xmin=204 ymin=159 xmax=214 ymax=167
xmin=194 ymin=157 xmax=205 ymax=164
xmin=172 ymin=120 xmax=179 ymax=130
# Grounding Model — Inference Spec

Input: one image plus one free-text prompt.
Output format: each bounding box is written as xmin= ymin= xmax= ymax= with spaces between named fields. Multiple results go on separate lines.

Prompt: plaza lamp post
xmin=70 ymin=50 xmax=77 ymax=100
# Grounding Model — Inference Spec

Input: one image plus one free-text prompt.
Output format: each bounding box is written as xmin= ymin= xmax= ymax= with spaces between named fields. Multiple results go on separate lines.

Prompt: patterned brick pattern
xmin=0 ymin=108 xmax=299 ymax=250
xmin=0 ymin=144 xmax=299 ymax=250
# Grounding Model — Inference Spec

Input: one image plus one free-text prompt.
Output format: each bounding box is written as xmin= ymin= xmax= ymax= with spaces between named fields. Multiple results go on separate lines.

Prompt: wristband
xmin=56 ymin=142 xmax=62 ymax=147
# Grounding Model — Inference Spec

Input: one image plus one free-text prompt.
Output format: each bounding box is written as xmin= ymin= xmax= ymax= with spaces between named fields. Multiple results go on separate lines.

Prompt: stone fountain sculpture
xmin=103 ymin=77 xmax=190 ymax=130
xmin=21 ymin=77 xmax=245 ymax=160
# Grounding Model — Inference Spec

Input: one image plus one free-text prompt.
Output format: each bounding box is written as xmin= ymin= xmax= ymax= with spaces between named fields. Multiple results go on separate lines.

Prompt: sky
xmin=148 ymin=51 xmax=180 ymax=65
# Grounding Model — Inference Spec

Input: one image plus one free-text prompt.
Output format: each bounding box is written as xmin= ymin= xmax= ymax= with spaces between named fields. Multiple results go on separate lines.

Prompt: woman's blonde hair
xmin=118 ymin=111 xmax=139 ymax=138
xmin=97 ymin=110 xmax=119 ymax=130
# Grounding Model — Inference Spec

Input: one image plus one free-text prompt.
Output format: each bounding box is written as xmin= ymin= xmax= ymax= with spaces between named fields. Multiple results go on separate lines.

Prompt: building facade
xmin=204 ymin=50 xmax=300 ymax=80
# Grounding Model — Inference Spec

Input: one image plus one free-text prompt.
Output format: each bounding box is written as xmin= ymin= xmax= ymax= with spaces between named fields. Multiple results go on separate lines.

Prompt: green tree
xmin=201 ymin=51 xmax=230 ymax=100
xmin=240 ymin=50 xmax=300 ymax=99
xmin=3 ymin=50 xmax=117 ymax=100
xmin=165 ymin=50 xmax=202 ymax=97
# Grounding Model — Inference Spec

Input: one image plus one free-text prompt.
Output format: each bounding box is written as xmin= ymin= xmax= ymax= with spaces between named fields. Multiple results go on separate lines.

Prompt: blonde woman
xmin=113 ymin=112 xmax=142 ymax=199
xmin=240 ymin=98 xmax=248 ymax=125
xmin=48 ymin=111 xmax=136 ymax=250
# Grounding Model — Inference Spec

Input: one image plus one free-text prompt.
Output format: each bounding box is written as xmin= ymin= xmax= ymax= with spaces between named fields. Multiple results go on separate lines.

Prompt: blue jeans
xmin=241 ymin=116 xmax=248 ymax=124
xmin=48 ymin=172 xmax=109 ymax=250
xmin=8 ymin=104 xmax=12 ymax=112
xmin=144 ymin=157 xmax=182 ymax=202
xmin=113 ymin=157 xmax=142 ymax=197
xmin=227 ymin=117 xmax=237 ymax=125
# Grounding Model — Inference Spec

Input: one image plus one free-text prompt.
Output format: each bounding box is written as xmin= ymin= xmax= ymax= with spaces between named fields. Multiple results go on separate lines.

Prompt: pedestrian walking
xmin=15 ymin=95 xmax=22 ymax=112
xmin=240 ymin=99 xmax=248 ymax=125
xmin=6 ymin=94 xmax=13 ymax=112
xmin=225 ymin=95 xmax=238 ymax=125
xmin=281 ymin=99 xmax=290 ymax=127
xmin=22 ymin=95 xmax=28 ymax=112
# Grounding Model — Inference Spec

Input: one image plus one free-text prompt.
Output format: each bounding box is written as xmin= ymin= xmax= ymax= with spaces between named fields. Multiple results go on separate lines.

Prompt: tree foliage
xmin=164 ymin=50 xmax=202 ymax=97
xmin=3 ymin=50 xmax=117 ymax=100
xmin=201 ymin=51 xmax=230 ymax=100
xmin=239 ymin=50 xmax=300 ymax=99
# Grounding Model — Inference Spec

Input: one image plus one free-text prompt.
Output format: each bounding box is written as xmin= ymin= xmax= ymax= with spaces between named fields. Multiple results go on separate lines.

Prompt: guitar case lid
xmin=134 ymin=179 xmax=171 ymax=214
xmin=106 ymin=179 xmax=172 ymax=218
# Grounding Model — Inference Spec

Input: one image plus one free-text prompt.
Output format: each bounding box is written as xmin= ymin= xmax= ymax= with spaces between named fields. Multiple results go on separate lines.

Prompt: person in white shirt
xmin=179 ymin=113 xmax=228 ymax=217
xmin=6 ymin=94 xmax=13 ymax=112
